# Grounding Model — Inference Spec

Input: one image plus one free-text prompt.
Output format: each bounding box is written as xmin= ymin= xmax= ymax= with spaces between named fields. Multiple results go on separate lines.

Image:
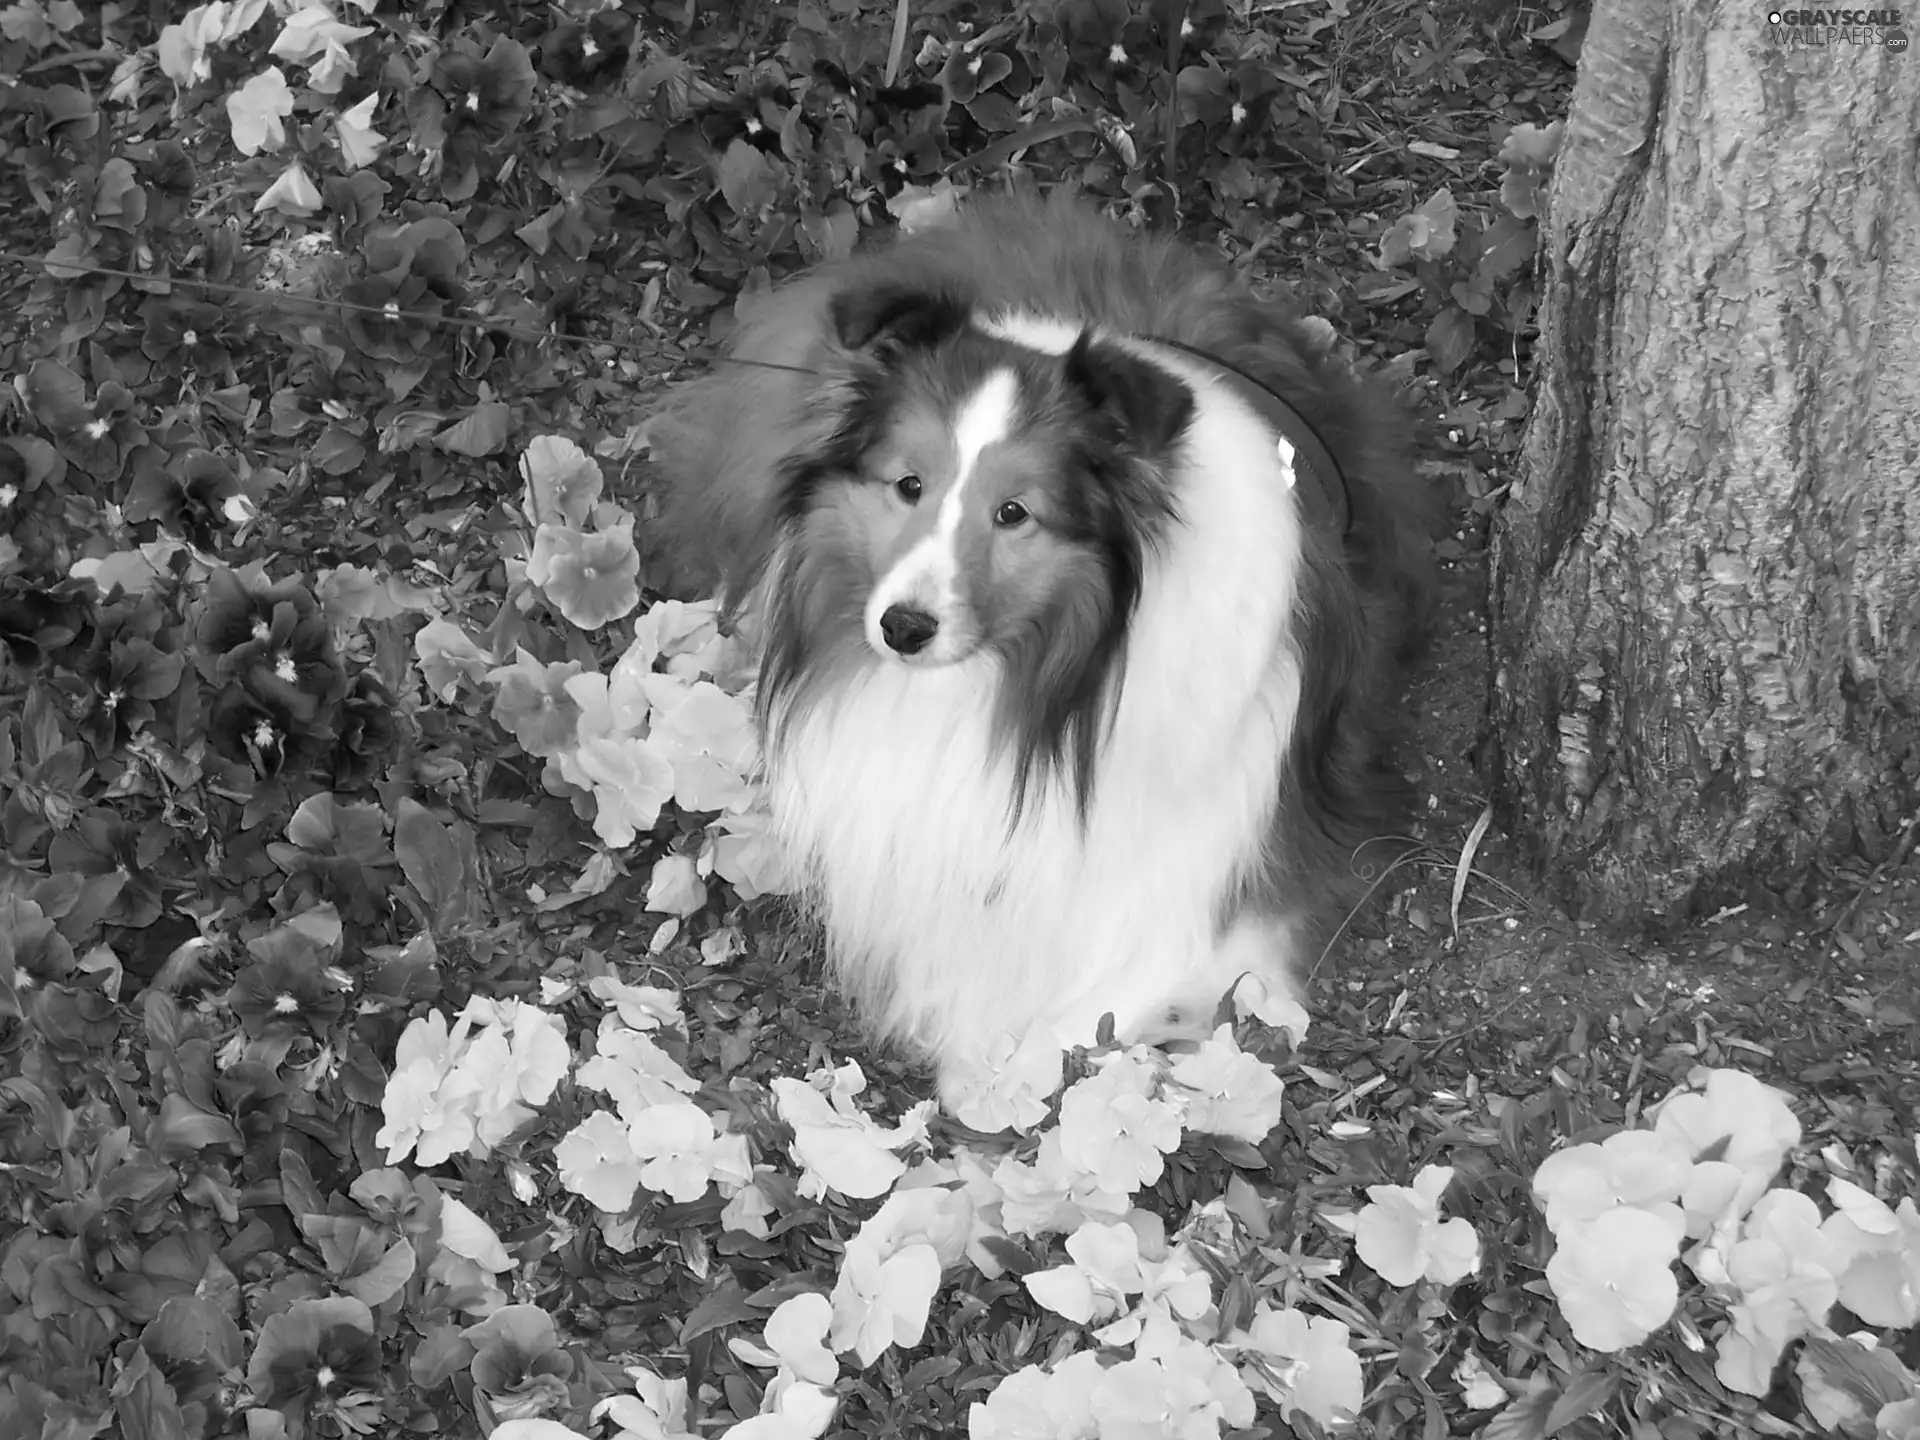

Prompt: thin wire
xmin=0 ymin=250 xmax=821 ymax=376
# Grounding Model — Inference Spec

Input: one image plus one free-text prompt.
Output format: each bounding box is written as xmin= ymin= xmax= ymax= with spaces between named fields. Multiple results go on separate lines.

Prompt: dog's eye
xmin=994 ymin=500 xmax=1030 ymax=528
xmin=893 ymin=474 xmax=923 ymax=503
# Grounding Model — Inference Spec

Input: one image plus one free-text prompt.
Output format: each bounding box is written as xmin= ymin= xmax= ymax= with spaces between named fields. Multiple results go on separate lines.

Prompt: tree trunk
xmin=1489 ymin=0 xmax=1920 ymax=921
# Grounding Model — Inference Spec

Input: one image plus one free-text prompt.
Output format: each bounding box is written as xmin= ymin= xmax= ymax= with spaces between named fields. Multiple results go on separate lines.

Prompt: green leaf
xmin=1796 ymin=1335 xmax=1916 ymax=1434
xmin=1478 ymin=1379 xmax=1558 ymax=1440
xmin=279 ymin=1146 xmax=325 ymax=1223
xmin=433 ymin=401 xmax=512 ymax=457
xmin=143 ymin=1296 xmax=245 ymax=1371
xmin=410 ymin=1323 xmax=475 ymax=1388
xmin=112 ymin=1347 xmax=190 ymax=1440
xmin=1427 ymin=305 xmax=1477 ymax=376
xmin=149 ymin=1093 xmax=243 ymax=1158
xmin=17 ymin=357 xmax=90 ymax=430
xmin=343 ymin=1238 xmax=416 ymax=1307
xmin=678 ymin=1282 xmax=762 ymax=1343
xmin=717 ymin=139 xmax=779 ymax=216
xmin=285 ymin=793 xmax=389 ymax=860
xmin=1543 ymin=1368 xmax=1620 ymax=1433
xmin=394 ymin=799 xmax=482 ymax=930
xmin=310 ymin=423 xmax=368 ymax=475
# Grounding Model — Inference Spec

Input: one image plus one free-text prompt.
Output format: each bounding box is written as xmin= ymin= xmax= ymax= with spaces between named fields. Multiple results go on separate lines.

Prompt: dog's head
xmin=779 ymin=285 xmax=1191 ymax=672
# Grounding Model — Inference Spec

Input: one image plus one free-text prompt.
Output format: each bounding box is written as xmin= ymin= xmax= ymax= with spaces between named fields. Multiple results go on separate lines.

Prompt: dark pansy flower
xmin=227 ymin=956 xmax=346 ymax=1038
xmin=1056 ymin=0 xmax=1156 ymax=84
xmin=466 ymin=1305 xmax=574 ymax=1419
xmin=540 ymin=9 xmax=634 ymax=86
xmin=47 ymin=812 xmax=174 ymax=929
xmin=124 ymin=447 xmax=246 ymax=551
xmin=363 ymin=216 xmax=468 ymax=293
xmin=140 ymin=299 xmax=238 ymax=376
xmin=939 ymin=46 xmax=1014 ymax=105
xmin=139 ymin=139 xmax=197 ymax=210
xmin=1 ymin=433 xmax=58 ymax=508
xmin=58 ymin=379 xmax=147 ymax=487
xmin=79 ymin=628 xmax=184 ymax=755
xmin=0 ymin=896 xmax=78 ymax=994
xmin=339 ymin=271 xmax=447 ymax=364
xmin=0 ymin=580 xmax=87 ymax=673
xmin=207 ymin=686 xmax=332 ymax=780
xmin=411 ymin=35 xmax=537 ymax=193
xmin=246 ymin=1297 xmax=382 ymax=1418
xmin=196 ymin=568 xmax=347 ymax=720
xmin=701 ymin=87 xmax=792 ymax=157
xmin=333 ymin=670 xmax=399 ymax=788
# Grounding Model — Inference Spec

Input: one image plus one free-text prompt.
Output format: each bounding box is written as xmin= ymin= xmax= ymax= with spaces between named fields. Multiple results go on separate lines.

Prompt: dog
xmin=646 ymin=191 xmax=1433 ymax=1103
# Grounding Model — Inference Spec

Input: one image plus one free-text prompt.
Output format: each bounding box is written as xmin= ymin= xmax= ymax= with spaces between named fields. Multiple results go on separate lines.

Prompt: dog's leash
xmin=1147 ymin=335 xmax=1355 ymax=540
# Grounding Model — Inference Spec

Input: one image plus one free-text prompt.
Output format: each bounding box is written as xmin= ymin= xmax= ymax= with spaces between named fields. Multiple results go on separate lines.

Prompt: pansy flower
xmin=1166 ymin=1026 xmax=1287 ymax=1143
xmin=968 ymin=1351 xmax=1105 ymax=1438
xmin=409 ymin=35 xmax=537 ymax=196
xmin=1713 ymin=1189 xmax=1841 ymax=1396
xmin=333 ymin=670 xmax=398 ymax=787
xmin=945 ymin=1027 xmax=1065 ymax=1133
xmin=466 ymin=1304 xmax=574 ymax=1419
xmin=246 ymin=1296 xmax=382 ymax=1417
xmin=488 ymin=651 xmax=584 ymax=757
xmin=1055 ymin=1053 xmax=1184 ymax=1196
xmin=528 ymin=521 xmax=642 ymax=631
xmin=46 ymin=811 xmax=172 ymax=929
xmin=555 ymin=1110 xmax=650 ymax=1213
xmin=140 ymin=298 xmax=237 ymax=375
xmin=1878 ymin=1397 xmax=1920 ymax=1440
xmin=1652 ymin=1067 xmax=1801 ymax=1216
xmin=1026 ymin=1219 xmax=1146 ymax=1326
xmin=1354 ymin=1164 xmax=1481 ymax=1286
xmin=1086 ymin=1343 xmax=1255 ymax=1439
xmin=1821 ymin=1178 xmax=1920 ymax=1327
xmin=34 ymin=367 xmax=147 ymax=487
xmin=228 ymin=955 xmax=346 ymax=1038
xmin=594 ymin=1368 xmax=697 ymax=1440
xmin=340 ymin=271 xmax=450 ymax=363
xmin=1228 ymin=1304 xmax=1364 ymax=1429
xmin=0 ymin=896 xmax=78 ymax=1002
xmin=208 ymin=685 xmax=334 ymax=779
xmin=123 ymin=446 xmax=246 ymax=551
xmin=77 ymin=625 xmax=184 ymax=757
xmin=520 ymin=434 xmax=604 ymax=528
xmin=1544 ymin=1204 xmax=1682 ymax=1351
xmin=540 ymin=9 xmax=634 ymax=86
xmin=1532 ymin=1128 xmax=1693 ymax=1234
xmin=0 ymin=583 xmax=82 ymax=674
xmin=196 ymin=567 xmax=347 ymax=720
xmin=376 ymin=1009 xmax=482 ymax=1167
xmin=828 ymin=1187 xmax=974 ymax=1364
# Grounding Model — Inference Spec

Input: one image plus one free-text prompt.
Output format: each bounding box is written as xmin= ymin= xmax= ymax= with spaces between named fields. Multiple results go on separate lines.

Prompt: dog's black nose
xmin=879 ymin=604 xmax=938 ymax=655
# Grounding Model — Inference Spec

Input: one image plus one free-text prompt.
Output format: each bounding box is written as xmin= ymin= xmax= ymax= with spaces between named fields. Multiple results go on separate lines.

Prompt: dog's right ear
xmin=1065 ymin=331 xmax=1195 ymax=453
xmin=830 ymin=285 xmax=970 ymax=354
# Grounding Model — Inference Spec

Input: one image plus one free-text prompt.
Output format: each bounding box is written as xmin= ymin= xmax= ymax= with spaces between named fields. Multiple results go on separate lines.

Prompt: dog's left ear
xmin=830 ymin=285 xmax=970 ymax=354
xmin=1066 ymin=332 xmax=1194 ymax=452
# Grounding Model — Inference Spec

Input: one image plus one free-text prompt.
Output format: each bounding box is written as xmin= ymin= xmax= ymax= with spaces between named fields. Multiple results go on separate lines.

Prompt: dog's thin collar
xmin=1147 ymin=335 xmax=1354 ymax=540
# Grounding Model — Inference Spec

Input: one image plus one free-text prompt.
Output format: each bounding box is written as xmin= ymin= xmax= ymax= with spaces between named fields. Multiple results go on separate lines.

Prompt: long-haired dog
xmin=647 ymin=192 xmax=1433 ymax=1103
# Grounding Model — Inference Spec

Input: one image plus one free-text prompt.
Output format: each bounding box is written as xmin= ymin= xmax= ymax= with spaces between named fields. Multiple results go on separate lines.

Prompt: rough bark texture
xmin=1490 ymin=0 xmax=1920 ymax=922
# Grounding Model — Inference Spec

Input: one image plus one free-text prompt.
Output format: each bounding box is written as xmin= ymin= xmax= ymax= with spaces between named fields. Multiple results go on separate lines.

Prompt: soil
xmin=1325 ymin=465 xmax=1920 ymax=1140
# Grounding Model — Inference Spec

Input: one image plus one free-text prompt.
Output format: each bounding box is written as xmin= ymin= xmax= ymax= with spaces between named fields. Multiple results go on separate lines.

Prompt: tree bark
xmin=1489 ymin=0 xmax=1920 ymax=921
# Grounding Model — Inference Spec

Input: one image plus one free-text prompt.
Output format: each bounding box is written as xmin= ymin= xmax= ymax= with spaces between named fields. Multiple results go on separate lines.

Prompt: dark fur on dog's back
xmin=647 ymin=191 xmax=1437 ymax=952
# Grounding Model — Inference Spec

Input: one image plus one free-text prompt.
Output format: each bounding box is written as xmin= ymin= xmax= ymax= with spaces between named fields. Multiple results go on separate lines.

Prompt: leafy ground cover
xmin=2 ymin=2 xmax=1917 ymax=1439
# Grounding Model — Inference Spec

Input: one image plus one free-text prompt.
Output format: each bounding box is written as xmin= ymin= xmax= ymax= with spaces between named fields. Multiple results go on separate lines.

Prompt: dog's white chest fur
xmin=767 ymin=355 xmax=1311 ymax=1093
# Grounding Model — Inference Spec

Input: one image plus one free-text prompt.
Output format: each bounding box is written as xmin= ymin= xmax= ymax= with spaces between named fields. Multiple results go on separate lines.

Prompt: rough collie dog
xmin=647 ymin=192 xmax=1432 ymax=1102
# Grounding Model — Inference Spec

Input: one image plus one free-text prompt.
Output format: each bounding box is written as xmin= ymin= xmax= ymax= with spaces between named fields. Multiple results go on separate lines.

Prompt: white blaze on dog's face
xmin=862 ymin=366 xmax=1042 ymax=666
